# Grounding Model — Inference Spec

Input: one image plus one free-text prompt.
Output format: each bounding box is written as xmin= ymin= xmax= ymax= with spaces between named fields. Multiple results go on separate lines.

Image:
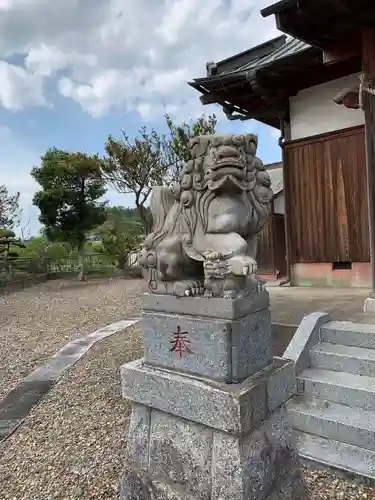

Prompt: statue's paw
xmin=204 ymin=289 xmax=213 ymax=298
xmin=228 ymin=256 xmax=257 ymax=276
xmin=184 ymin=280 xmax=205 ymax=297
xmin=203 ymin=250 xmax=222 ymax=262
xmin=223 ymin=289 xmax=237 ymax=299
xmin=255 ymin=275 xmax=267 ymax=291
xmin=204 ymin=258 xmax=230 ymax=279
xmin=173 ymin=280 xmax=204 ymax=297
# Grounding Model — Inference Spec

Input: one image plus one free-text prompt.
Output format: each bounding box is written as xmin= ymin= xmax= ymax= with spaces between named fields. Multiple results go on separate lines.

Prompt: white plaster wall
xmin=273 ymin=193 xmax=285 ymax=215
xmin=289 ymin=73 xmax=364 ymax=140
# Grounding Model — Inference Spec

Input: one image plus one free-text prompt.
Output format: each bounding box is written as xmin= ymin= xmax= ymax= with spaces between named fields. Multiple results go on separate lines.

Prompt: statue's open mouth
xmin=210 ymin=163 xmax=246 ymax=181
xmin=212 ymin=159 xmax=244 ymax=170
xmin=207 ymin=173 xmax=247 ymax=192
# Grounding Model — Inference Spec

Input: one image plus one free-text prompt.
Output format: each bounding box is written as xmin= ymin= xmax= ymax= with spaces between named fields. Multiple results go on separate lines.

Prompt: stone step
xmin=294 ymin=430 xmax=375 ymax=479
xmin=309 ymin=342 xmax=375 ymax=377
xmin=298 ymin=368 xmax=375 ymax=410
xmin=321 ymin=321 xmax=375 ymax=349
xmin=287 ymin=396 xmax=375 ymax=451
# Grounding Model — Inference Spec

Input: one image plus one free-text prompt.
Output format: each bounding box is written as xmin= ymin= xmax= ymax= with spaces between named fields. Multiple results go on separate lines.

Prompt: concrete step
xmin=321 ymin=321 xmax=375 ymax=349
xmin=294 ymin=430 xmax=375 ymax=480
xmin=298 ymin=368 xmax=375 ymax=410
xmin=310 ymin=342 xmax=375 ymax=377
xmin=287 ymin=396 xmax=375 ymax=451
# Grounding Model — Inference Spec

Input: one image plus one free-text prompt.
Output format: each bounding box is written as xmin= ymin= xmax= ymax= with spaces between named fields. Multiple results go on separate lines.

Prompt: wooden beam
xmin=362 ymin=28 xmax=375 ymax=76
xmin=362 ymin=27 xmax=375 ymax=296
xmin=262 ymin=57 xmax=361 ymax=98
xmin=199 ymin=92 xmax=222 ymax=105
xmin=323 ymin=35 xmax=361 ymax=65
xmin=328 ymin=0 xmax=354 ymax=14
xmin=275 ymin=11 xmax=338 ymax=48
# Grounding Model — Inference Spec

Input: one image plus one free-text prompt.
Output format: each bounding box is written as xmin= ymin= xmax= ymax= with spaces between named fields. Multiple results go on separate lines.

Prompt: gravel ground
xmin=0 ymin=324 xmax=143 ymax=499
xmin=0 ymin=277 xmax=146 ymax=400
xmin=1 ymin=318 xmax=375 ymax=500
xmin=303 ymin=465 xmax=375 ymax=499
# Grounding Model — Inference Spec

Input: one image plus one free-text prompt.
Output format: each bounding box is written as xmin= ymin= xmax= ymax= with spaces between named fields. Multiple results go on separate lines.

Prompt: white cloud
xmin=0 ymin=0 xmax=279 ymax=118
xmin=25 ymin=44 xmax=67 ymax=77
xmin=0 ymin=61 xmax=45 ymax=110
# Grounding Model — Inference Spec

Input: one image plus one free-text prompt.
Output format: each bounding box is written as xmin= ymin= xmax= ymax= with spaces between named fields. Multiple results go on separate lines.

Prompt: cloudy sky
xmin=0 ymin=0 xmax=282 ymax=236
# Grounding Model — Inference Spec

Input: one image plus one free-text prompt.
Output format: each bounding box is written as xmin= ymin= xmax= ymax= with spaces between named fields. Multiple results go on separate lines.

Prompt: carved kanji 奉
xmin=169 ymin=326 xmax=192 ymax=357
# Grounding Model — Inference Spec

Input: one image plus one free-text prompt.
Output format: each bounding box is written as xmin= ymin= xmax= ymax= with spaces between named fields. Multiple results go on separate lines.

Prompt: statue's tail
xmin=246 ymin=157 xmax=274 ymax=234
xmin=143 ymin=186 xmax=175 ymax=250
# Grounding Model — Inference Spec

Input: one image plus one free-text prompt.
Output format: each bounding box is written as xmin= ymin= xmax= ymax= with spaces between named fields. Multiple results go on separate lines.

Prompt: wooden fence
xmin=0 ymin=254 xmax=117 ymax=283
xmin=0 ymin=258 xmax=48 ymax=284
xmin=48 ymin=253 xmax=114 ymax=273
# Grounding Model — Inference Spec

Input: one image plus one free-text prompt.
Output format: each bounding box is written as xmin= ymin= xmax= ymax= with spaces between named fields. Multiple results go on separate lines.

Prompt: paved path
xmin=268 ymin=286 xmax=375 ymax=355
xmin=0 ymin=319 xmax=138 ymax=443
xmin=269 ymin=286 xmax=374 ymax=325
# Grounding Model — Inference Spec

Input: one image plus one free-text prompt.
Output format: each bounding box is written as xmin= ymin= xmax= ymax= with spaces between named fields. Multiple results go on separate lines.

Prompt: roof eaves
xmin=191 ymin=72 xmax=248 ymax=86
xmin=261 ymin=0 xmax=299 ymax=18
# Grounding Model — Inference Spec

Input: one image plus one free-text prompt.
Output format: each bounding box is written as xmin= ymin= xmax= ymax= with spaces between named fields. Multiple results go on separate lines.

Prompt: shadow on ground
xmin=271 ymin=323 xmax=295 ymax=357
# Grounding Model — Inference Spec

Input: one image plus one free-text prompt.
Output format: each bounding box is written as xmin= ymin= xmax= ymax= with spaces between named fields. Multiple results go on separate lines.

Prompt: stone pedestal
xmin=364 ymin=296 xmax=375 ymax=312
xmin=120 ymin=292 xmax=309 ymax=500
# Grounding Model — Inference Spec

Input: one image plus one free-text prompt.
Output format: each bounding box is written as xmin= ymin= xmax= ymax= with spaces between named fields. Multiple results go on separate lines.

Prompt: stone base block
xmin=364 ymin=297 xmax=375 ymax=312
xmin=121 ymin=463 xmax=307 ymax=500
xmin=120 ymin=357 xmax=308 ymax=499
xmin=121 ymin=357 xmax=296 ymax=434
xmin=141 ymin=291 xmax=272 ymax=382
xmin=120 ymin=405 xmax=309 ymax=500
xmin=143 ymin=291 xmax=269 ymax=320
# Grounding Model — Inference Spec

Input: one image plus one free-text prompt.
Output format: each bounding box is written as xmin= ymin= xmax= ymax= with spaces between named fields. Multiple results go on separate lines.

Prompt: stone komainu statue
xmin=140 ymin=133 xmax=273 ymax=298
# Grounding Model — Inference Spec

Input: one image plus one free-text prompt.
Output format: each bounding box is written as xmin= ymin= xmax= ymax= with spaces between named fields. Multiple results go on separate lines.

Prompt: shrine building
xmin=189 ymin=3 xmax=375 ymax=293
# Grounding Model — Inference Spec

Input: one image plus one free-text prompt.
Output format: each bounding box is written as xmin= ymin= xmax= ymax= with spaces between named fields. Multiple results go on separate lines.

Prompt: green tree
xmin=17 ymin=235 xmax=69 ymax=259
xmin=105 ymin=206 xmax=146 ymax=223
xmin=163 ymin=113 xmax=217 ymax=181
xmin=0 ymin=185 xmax=21 ymax=229
xmin=102 ymin=127 xmax=163 ymax=229
xmin=102 ymin=114 xmax=217 ymax=228
xmin=0 ymin=228 xmax=25 ymax=280
xmin=98 ymin=206 xmax=144 ymax=268
xmin=31 ymin=148 xmax=107 ymax=280
xmin=16 ymin=235 xmax=49 ymax=259
xmin=99 ymin=221 xmax=143 ymax=269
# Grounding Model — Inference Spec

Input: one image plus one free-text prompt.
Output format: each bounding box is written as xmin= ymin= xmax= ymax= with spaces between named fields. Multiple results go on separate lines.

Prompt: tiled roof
xmin=222 ymin=38 xmax=311 ymax=76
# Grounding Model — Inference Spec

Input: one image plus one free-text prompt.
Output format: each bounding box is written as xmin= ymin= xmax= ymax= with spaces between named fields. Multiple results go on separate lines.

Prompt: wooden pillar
xmin=280 ymin=117 xmax=293 ymax=285
xmin=362 ymin=28 xmax=375 ymax=295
